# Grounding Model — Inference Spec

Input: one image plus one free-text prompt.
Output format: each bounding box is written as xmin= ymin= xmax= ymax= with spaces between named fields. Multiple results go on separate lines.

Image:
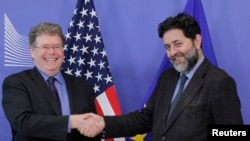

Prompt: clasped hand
xmin=70 ymin=113 xmax=105 ymax=137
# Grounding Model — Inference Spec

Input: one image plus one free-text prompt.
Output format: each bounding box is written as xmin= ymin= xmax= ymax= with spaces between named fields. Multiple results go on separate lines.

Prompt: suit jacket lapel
xmin=30 ymin=67 xmax=61 ymax=115
xmin=159 ymin=69 xmax=180 ymax=128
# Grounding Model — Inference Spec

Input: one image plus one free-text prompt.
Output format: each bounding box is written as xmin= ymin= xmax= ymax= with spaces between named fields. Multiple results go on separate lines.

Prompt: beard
xmin=171 ymin=45 xmax=198 ymax=73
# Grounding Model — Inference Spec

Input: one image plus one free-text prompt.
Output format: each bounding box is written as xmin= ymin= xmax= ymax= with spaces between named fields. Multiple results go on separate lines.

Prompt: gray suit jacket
xmin=2 ymin=67 xmax=101 ymax=141
xmin=103 ymin=58 xmax=243 ymax=141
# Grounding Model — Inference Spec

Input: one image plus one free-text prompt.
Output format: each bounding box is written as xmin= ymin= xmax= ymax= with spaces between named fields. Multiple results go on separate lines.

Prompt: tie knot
xmin=179 ymin=74 xmax=188 ymax=85
xmin=47 ymin=77 xmax=55 ymax=84
xmin=180 ymin=74 xmax=187 ymax=80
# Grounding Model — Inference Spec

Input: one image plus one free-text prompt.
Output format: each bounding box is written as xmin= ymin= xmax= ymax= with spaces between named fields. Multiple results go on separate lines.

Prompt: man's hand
xmin=70 ymin=113 xmax=105 ymax=137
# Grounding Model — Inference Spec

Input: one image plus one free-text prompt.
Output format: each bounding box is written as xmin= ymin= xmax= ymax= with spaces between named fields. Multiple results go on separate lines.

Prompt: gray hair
xmin=29 ymin=22 xmax=65 ymax=47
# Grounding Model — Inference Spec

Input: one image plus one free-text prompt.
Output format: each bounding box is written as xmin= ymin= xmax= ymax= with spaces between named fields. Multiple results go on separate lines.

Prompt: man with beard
xmin=78 ymin=13 xmax=243 ymax=141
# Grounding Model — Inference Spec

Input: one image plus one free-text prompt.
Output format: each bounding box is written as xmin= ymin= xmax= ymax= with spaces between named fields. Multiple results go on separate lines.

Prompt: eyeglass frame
xmin=34 ymin=45 xmax=64 ymax=52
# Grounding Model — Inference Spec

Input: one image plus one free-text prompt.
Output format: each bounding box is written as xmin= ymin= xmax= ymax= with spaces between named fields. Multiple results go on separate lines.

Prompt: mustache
xmin=170 ymin=52 xmax=185 ymax=61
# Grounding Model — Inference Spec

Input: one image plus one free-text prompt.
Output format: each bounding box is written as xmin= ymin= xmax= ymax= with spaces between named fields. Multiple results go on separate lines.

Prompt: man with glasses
xmin=2 ymin=22 xmax=101 ymax=141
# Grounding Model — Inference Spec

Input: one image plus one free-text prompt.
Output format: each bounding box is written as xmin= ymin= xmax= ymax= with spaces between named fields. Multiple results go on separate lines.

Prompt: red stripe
xmin=104 ymin=138 xmax=114 ymax=141
xmin=94 ymin=99 xmax=104 ymax=116
xmin=105 ymin=85 xmax=122 ymax=115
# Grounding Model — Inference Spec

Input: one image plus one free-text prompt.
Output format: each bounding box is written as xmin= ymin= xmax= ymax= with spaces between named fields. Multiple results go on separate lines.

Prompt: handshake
xmin=70 ymin=113 xmax=105 ymax=137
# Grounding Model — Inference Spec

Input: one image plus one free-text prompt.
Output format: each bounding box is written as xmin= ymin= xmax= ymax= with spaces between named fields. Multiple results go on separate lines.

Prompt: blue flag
xmin=129 ymin=0 xmax=218 ymax=140
xmin=184 ymin=0 xmax=217 ymax=66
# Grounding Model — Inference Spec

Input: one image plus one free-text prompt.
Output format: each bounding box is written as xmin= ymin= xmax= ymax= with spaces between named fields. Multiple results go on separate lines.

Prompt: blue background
xmin=1 ymin=0 xmax=250 ymax=140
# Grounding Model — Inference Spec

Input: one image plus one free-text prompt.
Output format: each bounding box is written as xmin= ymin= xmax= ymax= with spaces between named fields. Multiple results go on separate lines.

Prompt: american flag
xmin=61 ymin=0 xmax=125 ymax=140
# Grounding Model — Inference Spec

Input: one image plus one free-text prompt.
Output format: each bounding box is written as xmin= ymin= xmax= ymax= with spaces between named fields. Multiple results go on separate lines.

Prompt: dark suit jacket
xmin=2 ymin=67 xmax=101 ymax=141
xmin=103 ymin=58 xmax=243 ymax=141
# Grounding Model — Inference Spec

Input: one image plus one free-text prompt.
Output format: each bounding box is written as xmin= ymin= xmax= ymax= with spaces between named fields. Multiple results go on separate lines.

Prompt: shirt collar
xmin=183 ymin=55 xmax=204 ymax=80
xmin=38 ymin=69 xmax=63 ymax=85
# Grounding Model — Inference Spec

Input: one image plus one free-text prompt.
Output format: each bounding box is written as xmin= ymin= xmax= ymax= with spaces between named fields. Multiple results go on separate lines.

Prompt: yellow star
xmin=130 ymin=133 xmax=147 ymax=141
xmin=129 ymin=104 xmax=148 ymax=141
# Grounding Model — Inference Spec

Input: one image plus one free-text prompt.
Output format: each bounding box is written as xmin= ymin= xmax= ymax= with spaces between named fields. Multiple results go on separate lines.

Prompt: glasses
xmin=35 ymin=46 xmax=63 ymax=52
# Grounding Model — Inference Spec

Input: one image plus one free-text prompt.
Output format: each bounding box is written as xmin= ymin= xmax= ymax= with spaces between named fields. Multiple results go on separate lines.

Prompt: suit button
xmin=161 ymin=136 xmax=167 ymax=140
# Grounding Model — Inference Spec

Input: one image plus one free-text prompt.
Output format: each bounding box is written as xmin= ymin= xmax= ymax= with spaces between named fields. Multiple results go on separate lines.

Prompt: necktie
xmin=47 ymin=77 xmax=61 ymax=114
xmin=167 ymin=74 xmax=188 ymax=121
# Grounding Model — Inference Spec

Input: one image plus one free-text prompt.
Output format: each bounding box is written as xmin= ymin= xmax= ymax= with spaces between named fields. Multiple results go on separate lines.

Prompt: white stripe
xmin=101 ymin=137 xmax=126 ymax=141
xmin=113 ymin=137 xmax=126 ymax=141
xmin=96 ymin=91 xmax=116 ymax=115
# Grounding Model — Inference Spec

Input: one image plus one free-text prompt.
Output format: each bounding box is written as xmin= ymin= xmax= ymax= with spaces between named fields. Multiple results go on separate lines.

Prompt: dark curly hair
xmin=158 ymin=12 xmax=201 ymax=41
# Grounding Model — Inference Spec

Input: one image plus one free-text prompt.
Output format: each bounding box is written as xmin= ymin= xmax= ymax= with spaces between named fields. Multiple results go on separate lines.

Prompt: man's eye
xmin=175 ymin=42 xmax=182 ymax=47
xmin=164 ymin=45 xmax=170 ymax=50
xmin=42 ymin=46 xmax=49 ymax=49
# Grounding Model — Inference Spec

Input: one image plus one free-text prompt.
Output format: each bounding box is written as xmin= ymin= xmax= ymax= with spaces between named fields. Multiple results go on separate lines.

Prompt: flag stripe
xmin=94 ymin=99 xmax=104 ymax=115
xmin=105 ymin=86 xmax=122 ymax=115
xmin=96 ymin=92 xmax=115 ymax=115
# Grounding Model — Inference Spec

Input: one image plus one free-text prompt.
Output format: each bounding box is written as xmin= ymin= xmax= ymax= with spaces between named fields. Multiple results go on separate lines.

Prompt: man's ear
xmin=194 ymin=34 xmax=202 ymax=49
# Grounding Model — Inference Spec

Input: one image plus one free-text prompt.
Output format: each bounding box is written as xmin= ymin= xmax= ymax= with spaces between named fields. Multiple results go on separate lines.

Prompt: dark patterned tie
xmin=47 ymin=77 xmax=61 ymax=114
xmin=167 ymin=74 xmax=188 ymax=122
